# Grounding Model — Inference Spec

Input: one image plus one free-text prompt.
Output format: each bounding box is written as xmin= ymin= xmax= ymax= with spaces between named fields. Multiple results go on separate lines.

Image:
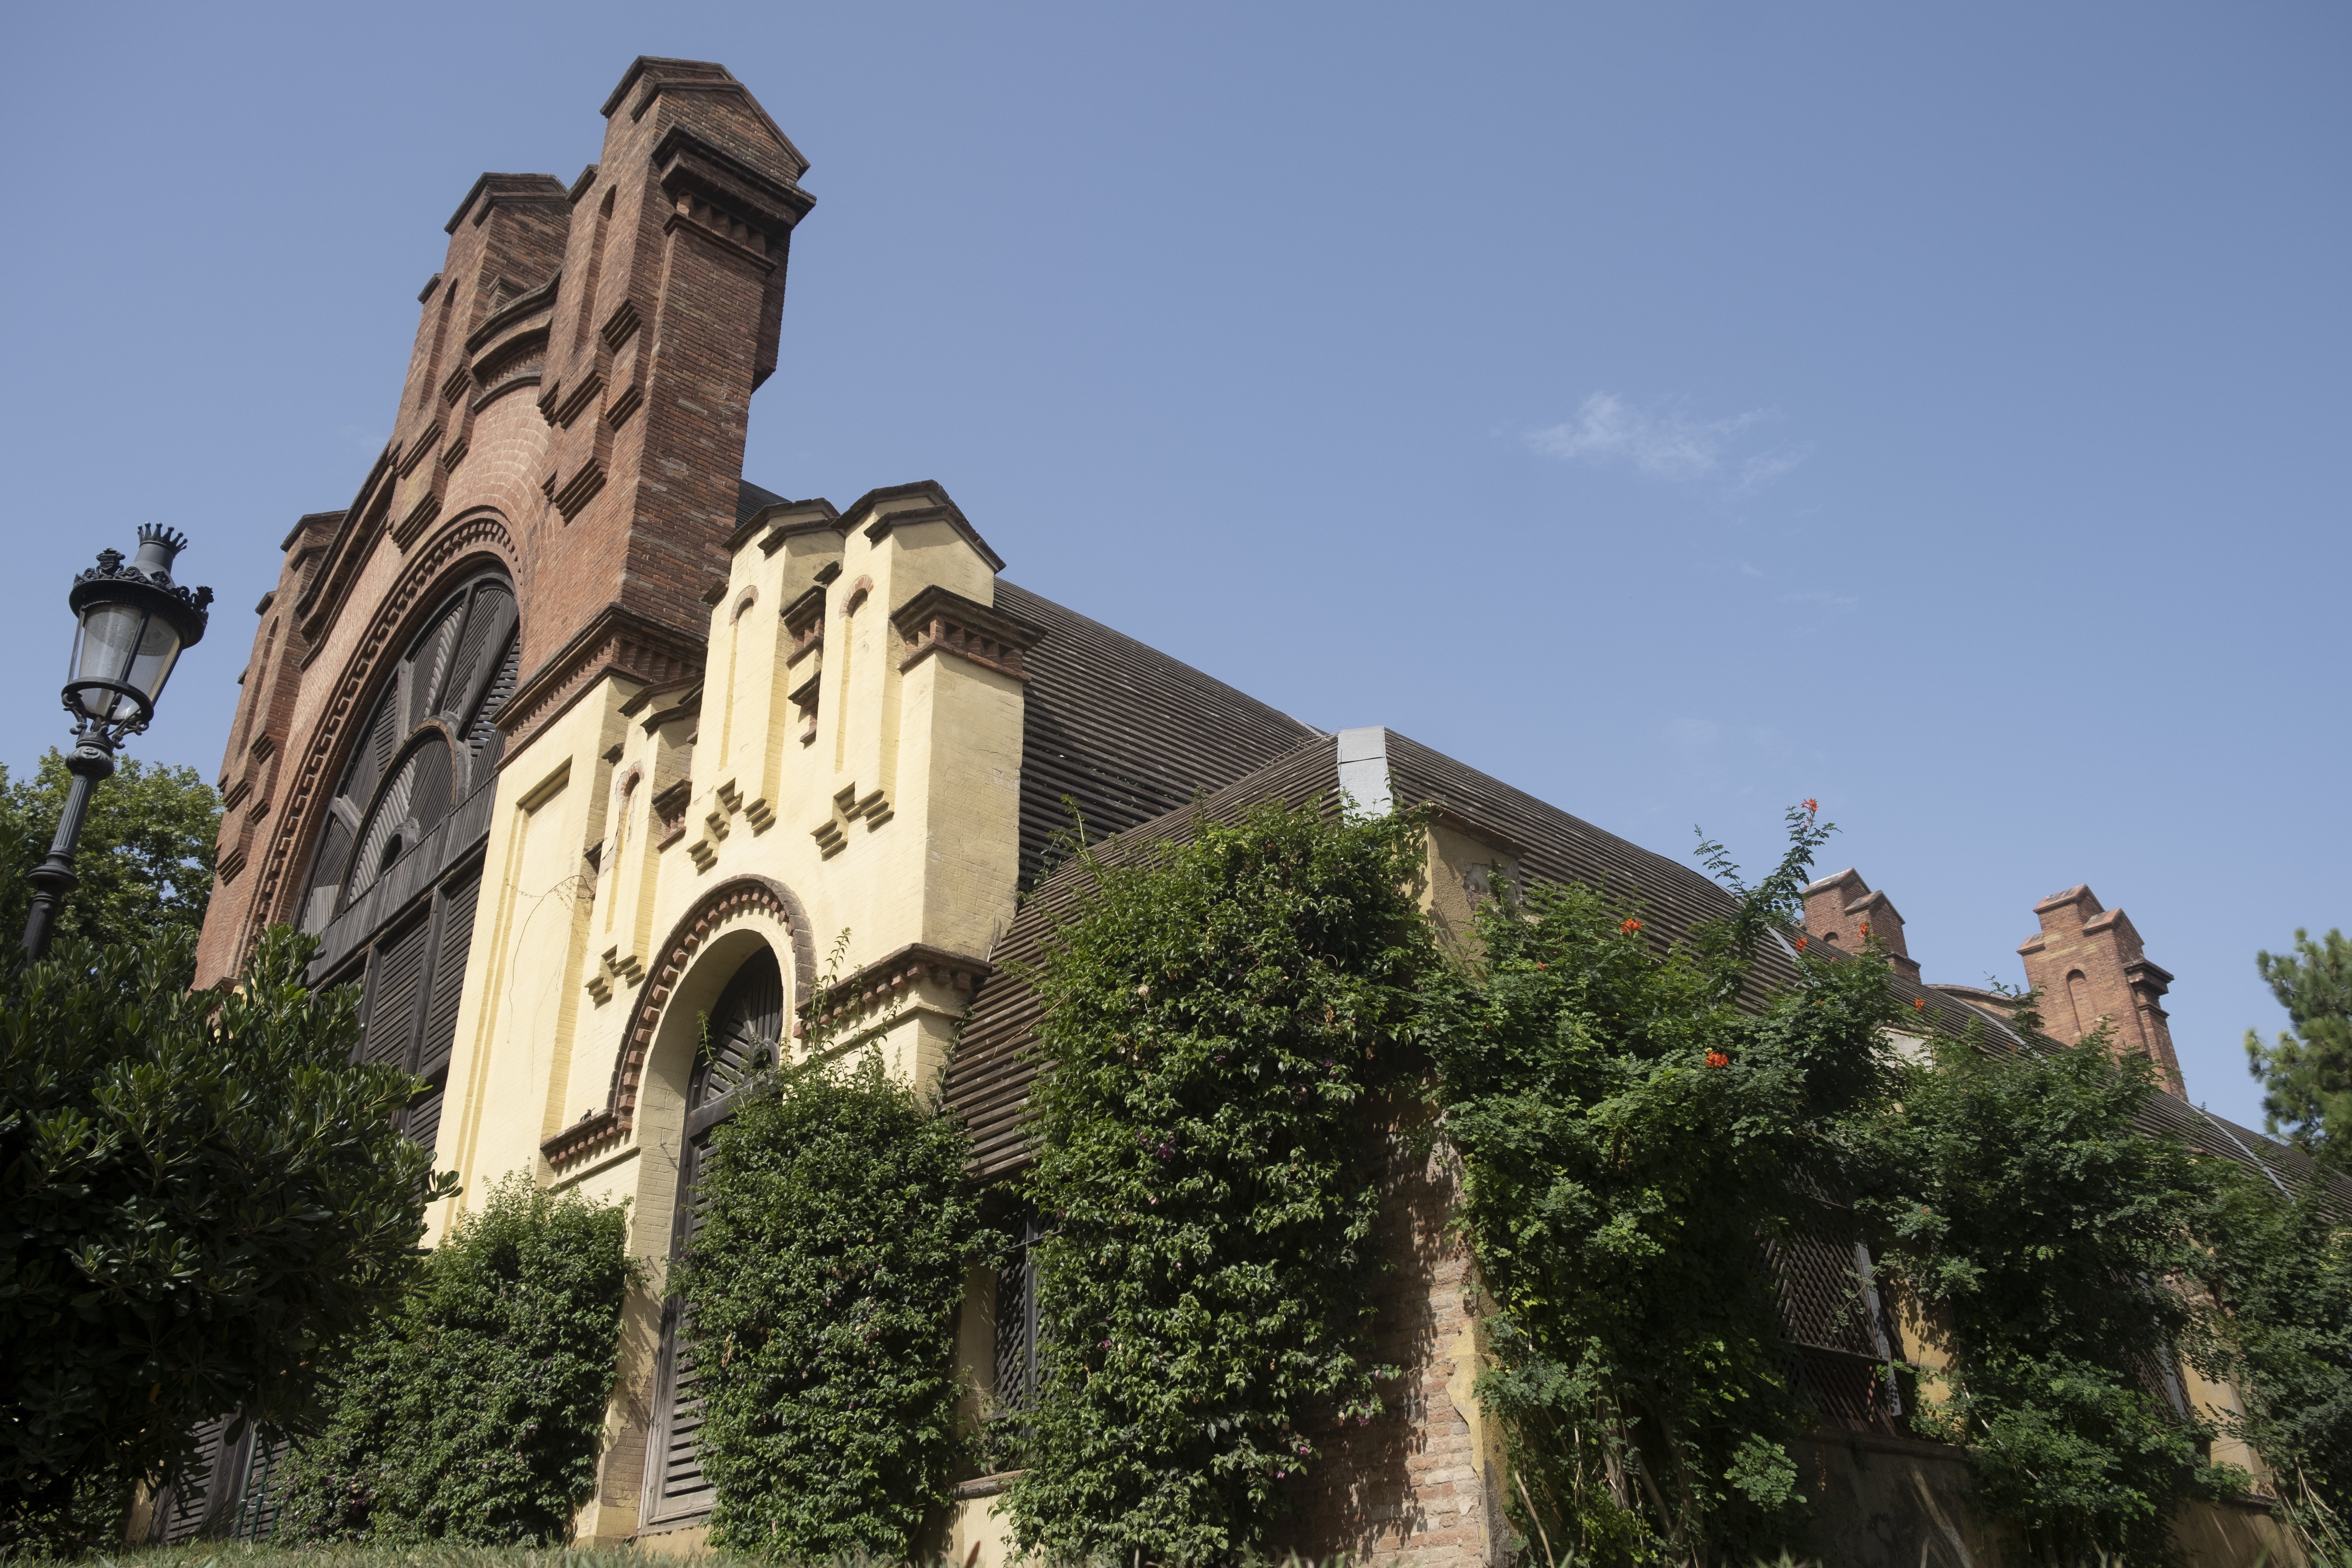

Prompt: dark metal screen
xmin=992 ymin=1204 xmax=1044 ymax=1416
xmin=1766 ymin=1193 xmax=1907 ymax=1434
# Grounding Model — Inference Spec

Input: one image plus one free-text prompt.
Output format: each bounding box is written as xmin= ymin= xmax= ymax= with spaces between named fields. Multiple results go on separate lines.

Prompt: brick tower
xmin=2017 ymin=884 xmax=2186 ymax=1094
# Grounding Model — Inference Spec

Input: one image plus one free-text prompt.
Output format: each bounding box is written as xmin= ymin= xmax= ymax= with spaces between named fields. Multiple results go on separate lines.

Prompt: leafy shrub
xmin=1002 ymin=801 xmax=1436 ymax=1565
xmin=0 ymin=925 xmax=445 ymax=1553
xmin=674 ymin=1048 xmax=982 ymax=1560
xmin=276 ymin=1175 xmax=635 ymax=1545
xmin=1861 ymin=1021 xmax=2242 ymax=1563
xmin=1423 ymin=813 xmax=1899 ymax=1565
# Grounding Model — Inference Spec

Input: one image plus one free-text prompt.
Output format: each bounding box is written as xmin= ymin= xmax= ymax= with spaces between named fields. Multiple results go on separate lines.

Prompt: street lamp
xmin=20 ymin=526 xmax=212 ymax=962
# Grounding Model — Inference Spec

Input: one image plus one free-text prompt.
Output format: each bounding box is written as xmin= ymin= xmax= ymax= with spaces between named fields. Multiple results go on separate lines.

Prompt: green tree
xmin=1004 ymin=801 xmax=1435 ymax=1565
xmin=0 ymin=925 xmax=453 ymax=1553
xmin=274 ymin=1175 xmax=637 ymax=1545
xmin=0 ymin=750 xmax=220 ymax=958
xmin=675 ymin=1048 xmax=983 ymax=1560
xmin=1424 ymin=807 xmax=1899 ymax=1566
xmin=1862 ymin=1020 xmax=2241 ymax=1565
xmin=2245 ymin=927 xmax=2352 ymax=1173
xmin=2193 ymin=1170 xmax=2352 ymax=1560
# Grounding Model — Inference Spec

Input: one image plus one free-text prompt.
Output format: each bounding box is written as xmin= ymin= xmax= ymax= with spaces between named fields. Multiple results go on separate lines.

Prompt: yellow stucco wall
xmin=413 ymin=487 xmax=1028 ymax=1540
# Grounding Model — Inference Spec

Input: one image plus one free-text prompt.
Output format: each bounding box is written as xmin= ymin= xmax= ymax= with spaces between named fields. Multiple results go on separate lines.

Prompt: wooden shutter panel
xmin=403 ymin=1081 xmax=446 ymax=1153
xmin=415 ymin=867 xmax=481 ymax=1080
xmin=231 ymin=1434 xmax=288 ymax=1542
xmin=361 ymin=916 xmax=430 ymax=1070
xmin=154 ymin=1414 xmax=233 ymax=1544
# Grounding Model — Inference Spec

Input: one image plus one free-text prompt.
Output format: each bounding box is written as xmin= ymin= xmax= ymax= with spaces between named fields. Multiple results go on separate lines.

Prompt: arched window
xmin=643 ymin=946 xmax=783 ymax=1530
xmin=298 ymin=567 xmax=519 ymax=1148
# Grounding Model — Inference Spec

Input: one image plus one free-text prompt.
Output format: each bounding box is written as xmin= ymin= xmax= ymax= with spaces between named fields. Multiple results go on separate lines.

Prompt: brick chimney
xmin=2016 ymin=885 xmax=2185 ymax=1095
xmin=1800 ymin=868 xmax=1922 ymax=983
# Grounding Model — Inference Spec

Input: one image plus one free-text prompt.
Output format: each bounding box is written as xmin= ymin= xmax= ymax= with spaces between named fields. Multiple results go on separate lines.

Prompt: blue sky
xmin=3 ymin=3 xmax=2344 ymax=1130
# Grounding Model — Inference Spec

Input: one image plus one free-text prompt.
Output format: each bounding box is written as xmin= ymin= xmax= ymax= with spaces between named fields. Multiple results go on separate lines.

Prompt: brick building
xmin=168 ymin=57 xmax=2326 ymax=1567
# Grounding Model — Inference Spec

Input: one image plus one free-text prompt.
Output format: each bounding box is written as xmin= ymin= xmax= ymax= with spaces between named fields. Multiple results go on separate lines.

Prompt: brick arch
xmin=540 ymin=875 xmax=816 ymax=1171
xmin=242 ymin=512 xmax=521 ymax=958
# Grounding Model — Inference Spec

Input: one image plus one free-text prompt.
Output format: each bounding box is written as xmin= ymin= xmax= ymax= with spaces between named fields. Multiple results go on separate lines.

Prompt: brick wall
xmin=191 ymin=58 xmax=813 ymax=986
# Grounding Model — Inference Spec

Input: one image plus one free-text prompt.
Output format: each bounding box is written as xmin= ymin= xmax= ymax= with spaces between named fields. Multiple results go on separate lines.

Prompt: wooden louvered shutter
xmin=231 ymin=1434 xmax=288 ymax=1542
xmin=415 ymin=868 xmax=480 ymax=1080
xmin=642 ymin=949 xmax=783 ymax=1528
xmin=153 ymin=1414 xmax=233 ymax=1544
xmin=361 ymin=914 xmax=430 ymax=1070
xmin=402 ymin=1086 xmax=445 ymax=1153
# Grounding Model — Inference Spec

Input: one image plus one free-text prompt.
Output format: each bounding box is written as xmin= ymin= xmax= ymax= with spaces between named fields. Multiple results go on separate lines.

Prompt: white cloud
xmin=1526 ymin=392 xmax=1765 ymax=479
xmin=1527 ymin=393 xmax=1807 ymax=495
xmin=1733 ymin=447 xmax=1810 ymax=496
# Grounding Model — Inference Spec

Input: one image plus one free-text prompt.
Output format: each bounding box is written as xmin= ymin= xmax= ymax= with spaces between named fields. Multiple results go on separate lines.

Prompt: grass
xmin=21 ymin=1548 xmax=784 ymax=1568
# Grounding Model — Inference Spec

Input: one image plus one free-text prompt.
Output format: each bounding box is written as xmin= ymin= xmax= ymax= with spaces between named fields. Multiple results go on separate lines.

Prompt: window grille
xmin=992 ymin=1204 xmax=1043 ymax=1415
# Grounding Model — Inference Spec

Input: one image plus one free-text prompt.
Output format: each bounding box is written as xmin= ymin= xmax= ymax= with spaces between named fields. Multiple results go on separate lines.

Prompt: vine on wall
xmin=1002 ymin=801 xmax=1438 ymax=1565
xmin=676 ymin=1046 xmax=984 ymax=1560
xmin=1423 ymin=807 xmax=1900 ymax=1565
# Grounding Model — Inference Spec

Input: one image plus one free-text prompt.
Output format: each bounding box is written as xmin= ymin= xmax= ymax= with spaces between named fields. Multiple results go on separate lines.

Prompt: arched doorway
xmin=641 ymin=944 xmax=784 ymax=1530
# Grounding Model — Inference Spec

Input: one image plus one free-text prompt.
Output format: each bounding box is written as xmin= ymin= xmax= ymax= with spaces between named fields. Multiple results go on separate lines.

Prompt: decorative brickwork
xmin=2018 ymin=884 xmax=2186 ymax=1093
xmin=225 ymin=514 xmax=519 ymax=972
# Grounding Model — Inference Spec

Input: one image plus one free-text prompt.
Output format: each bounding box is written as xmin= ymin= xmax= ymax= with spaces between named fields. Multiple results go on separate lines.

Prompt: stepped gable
xmin=993 ymin=580 xmax=1320 ymax=887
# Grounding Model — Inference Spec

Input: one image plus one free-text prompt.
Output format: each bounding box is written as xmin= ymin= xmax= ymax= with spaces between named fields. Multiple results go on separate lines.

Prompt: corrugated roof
xmin=995 ymin=580 xmax=1321 ymax=889
xmin=736 ymin=478 xmax=789 ymax=528
xmin=946 ymin=725 xmax=2352 ymax=1213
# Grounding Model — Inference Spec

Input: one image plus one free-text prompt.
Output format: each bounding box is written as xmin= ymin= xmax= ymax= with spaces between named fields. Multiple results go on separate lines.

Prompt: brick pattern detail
xmin=1800 ymin=868 xmax=1923 ymax=984
xmin=192 ymin=58 xmax=813 ymax=991
xmin=796 ymin=943 xmax=991 ymax=1038
xmin=1283 ymin=1129 xmax=1499 ymax=1568
xmin=890 ymin=584 xmax=1042 ymax=684
xmin=541 ymin=876 xmax=813 ymax=1170
xmin=2017 ymin=884 xmax=2186 ymax=1093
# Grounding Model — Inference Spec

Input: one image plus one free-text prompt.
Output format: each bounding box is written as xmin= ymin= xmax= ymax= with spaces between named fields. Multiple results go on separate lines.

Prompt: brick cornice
xmin=496 ymin=604 xmax=706 ymax=754
xmin=652 ymin=125 xmax=814 ymax=239
xmin=541 ymin=875 xmax=815 ymax=1171
xmin=801 ymin=942 xmax=993 ymax=1039
xmin=891 ymin=584 xmax=1043 ymax=683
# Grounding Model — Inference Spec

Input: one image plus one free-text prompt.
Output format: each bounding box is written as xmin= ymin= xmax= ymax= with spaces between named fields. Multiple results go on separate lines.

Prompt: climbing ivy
xmin=1858 ymin=1012 xmax=2250 ymax=1564
xmin=275 ymin=1174 xmax=636 ymax=1545
xmin=1422 ymin=806 xmax=1900 ymax=1565
xmin=2195 ymin=1170 xmax=2352 ymax=1562
xmin=676 ymin=1047 xmax=985 ymax=1560
xmin=1002 ymin=801 xmax=1438 ymax=1565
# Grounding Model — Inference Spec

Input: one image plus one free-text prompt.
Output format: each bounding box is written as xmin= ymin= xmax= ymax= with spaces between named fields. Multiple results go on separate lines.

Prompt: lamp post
xmin=20 ymin=526 xmax=212 ymax=963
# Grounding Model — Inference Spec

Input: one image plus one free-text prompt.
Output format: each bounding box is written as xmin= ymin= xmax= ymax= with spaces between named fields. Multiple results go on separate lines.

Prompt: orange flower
xmin=1705 ymin=1050 xmax=1730 ymax=1068
xmin=1802 ymin=798 xmax=1818 ymax=814
xmin=1859 ymin=924 xmax=1870 ymax=939
xmin=1536 ymin=962 xmax=1547 ymax=971
xmin=1620 ymin=918 xmax=1643 ymax=935
xmin=1794 ymin=935 xmax=1808 ymax=951
xmin=1913 ymin=998 xmax=1926 ymax=1011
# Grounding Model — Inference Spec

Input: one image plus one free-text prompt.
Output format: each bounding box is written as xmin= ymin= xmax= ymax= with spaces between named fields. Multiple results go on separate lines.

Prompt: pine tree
xmin=2245 ymin=928 xmax=2352 ymax=1172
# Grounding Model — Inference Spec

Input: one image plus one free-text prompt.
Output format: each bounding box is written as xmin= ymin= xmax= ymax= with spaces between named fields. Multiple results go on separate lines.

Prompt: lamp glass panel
xmin=124 ymin=614 xmax=183 ymax=704
xmin=69 ymin=603 xmax=153 ymax=721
